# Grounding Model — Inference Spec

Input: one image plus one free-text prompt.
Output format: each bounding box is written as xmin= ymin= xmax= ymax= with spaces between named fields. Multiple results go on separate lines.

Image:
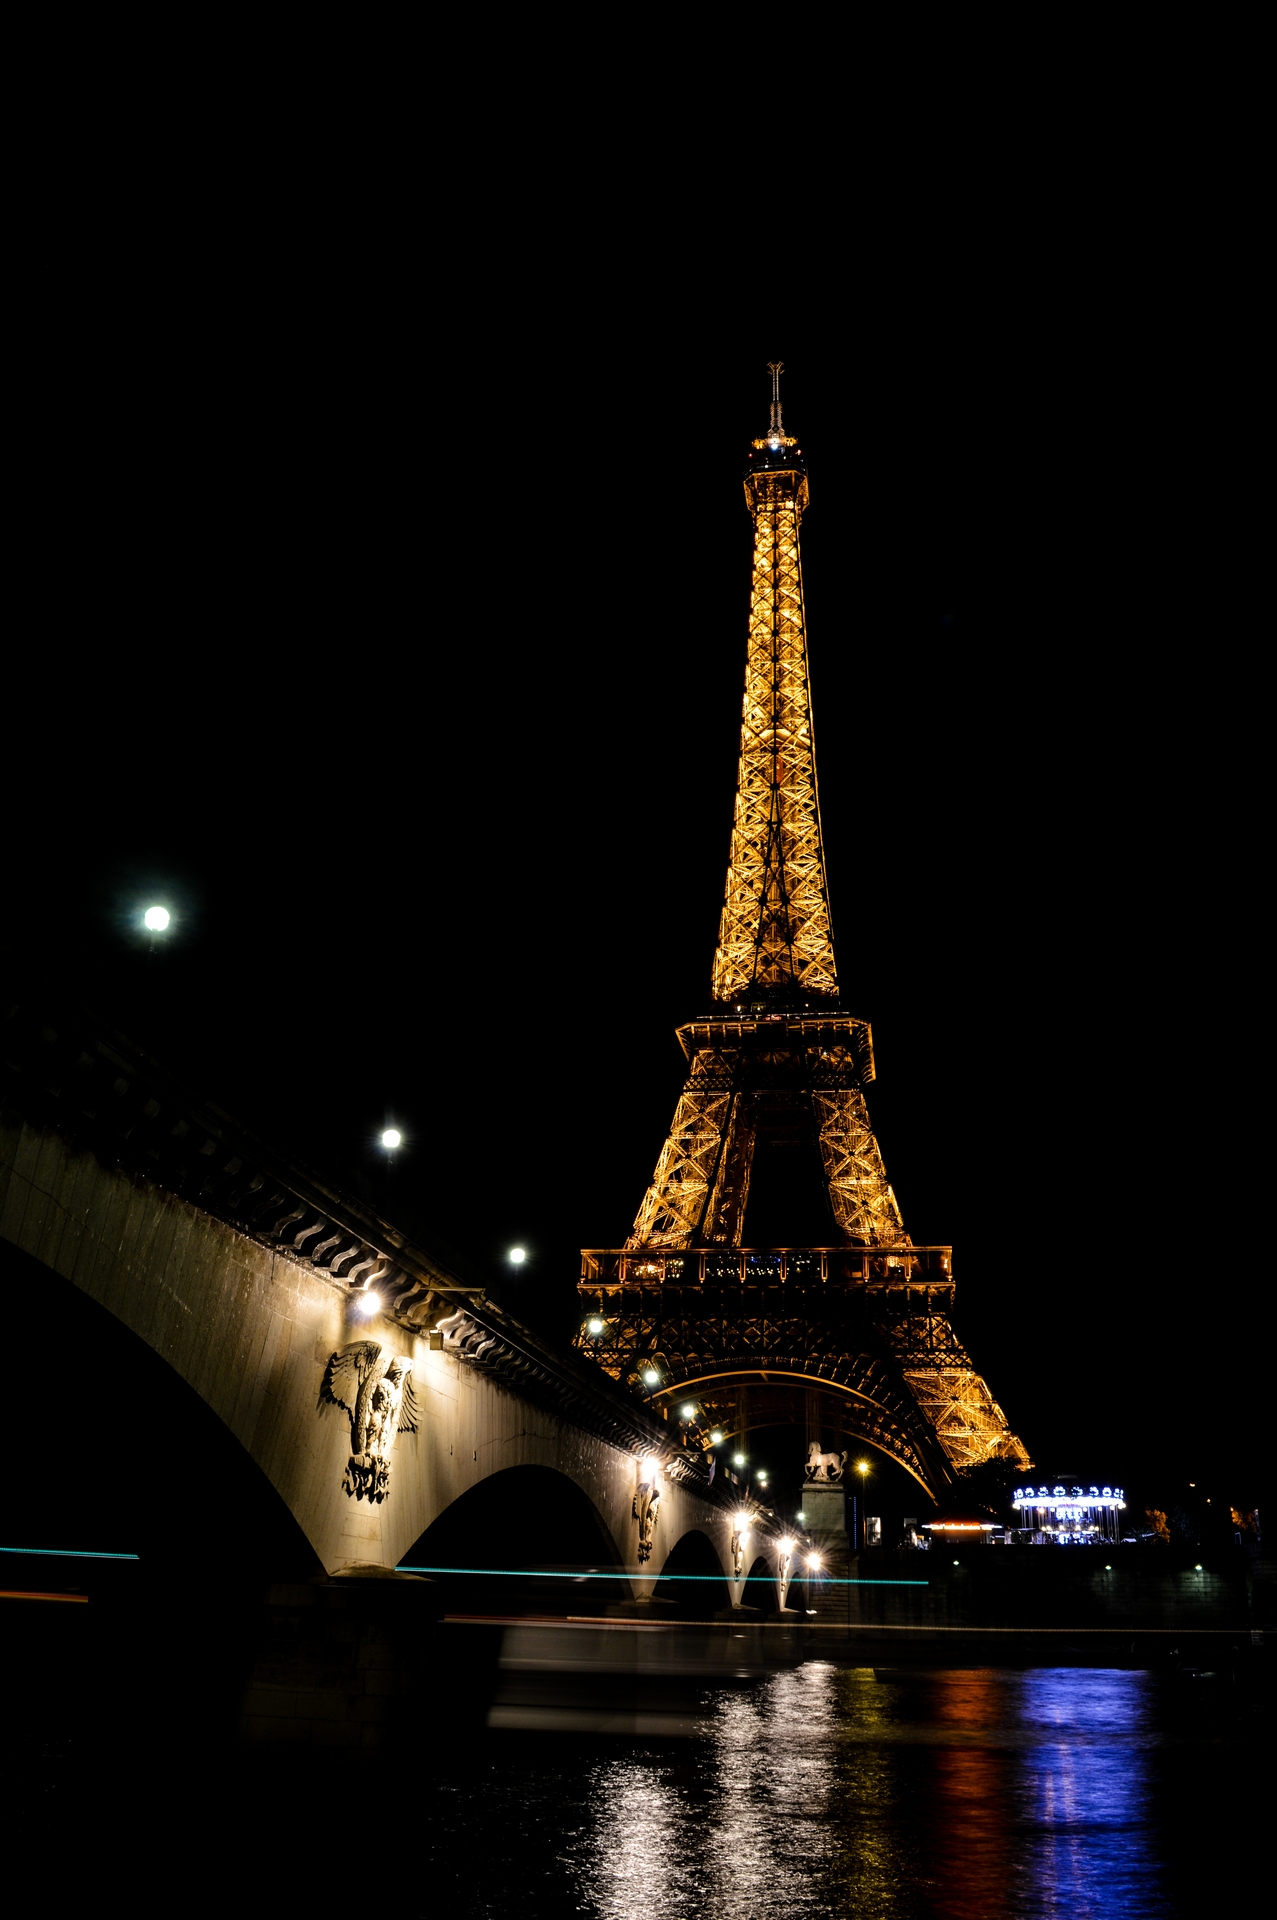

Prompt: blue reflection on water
xmin=1008 ymin=1669 xmax=1167 ymax=1918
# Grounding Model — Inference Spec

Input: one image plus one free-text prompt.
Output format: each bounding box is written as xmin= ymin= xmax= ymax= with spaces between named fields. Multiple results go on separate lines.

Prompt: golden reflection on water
xmin=570 ymin=1665 xmax=1169 ymax=1920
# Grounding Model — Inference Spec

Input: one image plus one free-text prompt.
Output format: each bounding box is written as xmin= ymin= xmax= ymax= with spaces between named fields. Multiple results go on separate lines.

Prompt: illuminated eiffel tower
xmin=576 ymin=367 xmax=1030 ymax=1499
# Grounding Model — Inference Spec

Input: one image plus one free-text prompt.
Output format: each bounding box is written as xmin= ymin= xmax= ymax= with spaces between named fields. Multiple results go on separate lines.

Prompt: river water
xmin=423 ymin=1661 xmax=1261 ymax=1918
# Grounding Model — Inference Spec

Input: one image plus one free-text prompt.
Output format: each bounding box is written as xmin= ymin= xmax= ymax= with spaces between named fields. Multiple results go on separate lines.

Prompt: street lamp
xmin=380 ymin=1128 xmax=402 ymax=1151
xmin=733 ymin=1452 xmax=746 ymax=1467
xmin=507 ymin=1247 xmax=527 ymax=1265
xmin=855 ymin=1459 xmax=870 ymax=1549
xmin=143 ymin=906 xmax=170 ymax=933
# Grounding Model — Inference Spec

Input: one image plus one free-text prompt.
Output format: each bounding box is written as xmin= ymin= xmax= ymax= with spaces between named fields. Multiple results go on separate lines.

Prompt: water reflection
xmin=566 ymin=1665 xmax=1172 ymax=1919
xmin=1011 ymin=1669 xmax=1164 ymax=1918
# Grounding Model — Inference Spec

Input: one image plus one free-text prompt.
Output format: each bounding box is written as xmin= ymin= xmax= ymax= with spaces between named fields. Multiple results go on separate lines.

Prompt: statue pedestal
xmin=800 ymin=1482 xmax=852 ymax=1630
xmin=801 ymin=1483 xmax=848 ymax=1537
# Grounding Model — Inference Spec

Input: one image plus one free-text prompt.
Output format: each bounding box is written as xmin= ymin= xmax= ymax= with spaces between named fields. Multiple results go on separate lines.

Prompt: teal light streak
xmin=1 ymin=1546 xmax=140 ymax=1561
xmin=396 ymin=1564 xmax=928 ymax=1585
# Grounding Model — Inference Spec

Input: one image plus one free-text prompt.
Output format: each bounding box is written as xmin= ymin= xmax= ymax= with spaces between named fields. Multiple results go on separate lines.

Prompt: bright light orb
xmin=856 ymin=1460 xmax=870 ymax=1475
xmin=587 ymin=1317 xmax=604 ymax=1335
xmin=642 ymin=1369 xmax=660 ymax=1386
xmin=143 ymin=906 xmax=170 ymax=932
xmin=639 ymin=1455 xmax=662 ymax=1480
xmin=380 ymin=1128 xmax=402 ymax=1150
xmin=778 ymin=1537 xmax=796 ymax=1556
xmin=508 ymin=1247 xmax=527 ymax=1265
xmin=681 ymin=1404 xmax=696 ymax=1420
xmin=806 ymin=1552 xmax=822 ymax=1570
xmin=356 ymin=1290 xmax=381 ymax=1316
xmin=710 ymin=1431 xmax=724 ymax=1446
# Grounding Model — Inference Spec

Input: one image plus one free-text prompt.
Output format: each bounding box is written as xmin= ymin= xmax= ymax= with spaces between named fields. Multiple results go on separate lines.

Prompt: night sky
xmin=9 ymin=335 xmax=1266 ymax=1521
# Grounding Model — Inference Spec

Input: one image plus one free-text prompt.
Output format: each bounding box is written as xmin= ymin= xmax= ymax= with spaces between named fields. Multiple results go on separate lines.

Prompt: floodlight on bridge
xmin=642 ymin=1368 xmax=660 ymax=1387
xmin=380 ymin=1128 xmax=402 ymax=1151
xmin=355 ymin=1290 xmax=381 ymax=1316
xmin=143 ymin=906 xmax=170 ymax=932
xmin=681 ymin=1403 xmax=696 ymax=1420
xmin=586 ymin=1317 xmax=605 ymax=1335
xmin=778 ymin=1537 xmax=796 ymax=1557
xmin=856 ymin=1460 xmax=870 ymax=1476
xmin=733 ymin=1452 xmax=746 ymax=1467
xmin=710 ymin=1431 xmax=723 ymax=1446
xmin=639 ymin=1456 xmax=662 ymax=1482
xmin=806 ymin=1552 xmax=822 ymax=1570
xmin=508 ymin=1247 xmax=527 ymax=1265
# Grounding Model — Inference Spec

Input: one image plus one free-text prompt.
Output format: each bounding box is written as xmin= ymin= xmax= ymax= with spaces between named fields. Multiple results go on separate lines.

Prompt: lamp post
xmin=854 ymin=1459 xmax=869 ymax=1550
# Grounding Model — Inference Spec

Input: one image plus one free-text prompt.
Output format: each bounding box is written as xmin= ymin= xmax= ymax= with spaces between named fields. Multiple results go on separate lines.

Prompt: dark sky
xmin=9 ymin=314 xmax=1266 ymax=1512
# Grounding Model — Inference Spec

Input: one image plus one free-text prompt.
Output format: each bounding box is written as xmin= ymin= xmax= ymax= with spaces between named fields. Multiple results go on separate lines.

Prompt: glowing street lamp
xmin=507 ymin=1247 xmax=527 ymax=1265
xmin=710 ymin=1431 xmax=724 ymax=1446
xmin=733 ymin=1452 xmax=746 ymax=1467
xmin=586 ymin=1317 xmax=605 ymax=1336
xmin=806 ymin=1551 xmax=822 ymax=1571
xmin=380 ymin=1128 xmax=402 ymax=1151
xmin=143 ymin=905 xmax=170 ymax=933
xmin=856 ymin=1460 xmax=870 ymax=1477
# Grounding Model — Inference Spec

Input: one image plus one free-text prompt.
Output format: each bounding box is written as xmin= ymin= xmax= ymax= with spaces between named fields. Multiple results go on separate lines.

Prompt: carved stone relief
xmin=633 ymin=1457 xmax=662 ymax=1562
xmin=730 ymin=1520 xmax=749 ymax=1579
xmin=321 ymin=1341 xmax=419 ymax=1503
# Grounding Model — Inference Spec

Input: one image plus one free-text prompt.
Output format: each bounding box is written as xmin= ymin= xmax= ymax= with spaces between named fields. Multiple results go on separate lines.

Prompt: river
xmin=422 ymin=1660 xmax=1262 ymax=1918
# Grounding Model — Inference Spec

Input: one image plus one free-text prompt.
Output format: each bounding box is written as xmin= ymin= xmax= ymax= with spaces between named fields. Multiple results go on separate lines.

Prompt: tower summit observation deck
xmin=576 ymin=368 xmax=1029 ymax=1498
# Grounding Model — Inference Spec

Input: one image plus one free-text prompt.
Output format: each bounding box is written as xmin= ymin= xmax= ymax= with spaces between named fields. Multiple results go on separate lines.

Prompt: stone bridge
xmin=1 ymin=993 xmax=792 ymax=1611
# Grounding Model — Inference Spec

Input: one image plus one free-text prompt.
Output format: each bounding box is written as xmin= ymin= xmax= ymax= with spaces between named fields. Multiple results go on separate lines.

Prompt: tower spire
xmin=714 ymin=374 xmax=834 ymax=1003
xmin=767 ymin=360 xmax=785 ymax=441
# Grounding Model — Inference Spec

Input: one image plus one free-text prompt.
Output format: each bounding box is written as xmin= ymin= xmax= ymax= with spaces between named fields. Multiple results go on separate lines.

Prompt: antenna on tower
xmin=767 ymin=361 xmax=785 ymax=441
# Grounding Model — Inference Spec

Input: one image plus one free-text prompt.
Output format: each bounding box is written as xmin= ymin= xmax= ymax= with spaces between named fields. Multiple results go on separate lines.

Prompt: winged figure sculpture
xmin=321 ymin=1340 xmax=420 ymax=1503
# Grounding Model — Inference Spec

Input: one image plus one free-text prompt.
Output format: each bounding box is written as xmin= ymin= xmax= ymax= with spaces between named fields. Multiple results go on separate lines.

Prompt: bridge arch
xmin=744 ymin=1551 xmax=778 ymax=1613
xmin=1 ymin=1234 xmax=322 ymax=1579
xmin=398 ymin=1463 xmax=631 ymax=1611
xmin=651 ymin=1525 xmax=731 ymax=1616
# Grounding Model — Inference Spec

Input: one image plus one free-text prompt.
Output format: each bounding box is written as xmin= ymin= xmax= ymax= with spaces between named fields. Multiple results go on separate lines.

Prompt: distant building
xmin=1010 ymin=1484 xmax=1126 ymax=1544
xmin=920 ymin=1509 xmax=1003 ymax=1547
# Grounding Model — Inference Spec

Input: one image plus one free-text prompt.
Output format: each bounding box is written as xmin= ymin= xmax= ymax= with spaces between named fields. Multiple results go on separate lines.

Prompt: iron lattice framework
xmin=576 ymin=369 xmax=1029 ymax=1494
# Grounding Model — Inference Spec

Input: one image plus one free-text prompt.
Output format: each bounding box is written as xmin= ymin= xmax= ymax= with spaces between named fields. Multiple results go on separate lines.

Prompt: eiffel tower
xmin=576 ymin=367 xmax=1030 ymax=1500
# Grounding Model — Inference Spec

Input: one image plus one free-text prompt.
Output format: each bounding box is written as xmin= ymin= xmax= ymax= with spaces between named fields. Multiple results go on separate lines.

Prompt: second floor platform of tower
xmin=580 ymin=1245 xmax=954 ymax=1294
